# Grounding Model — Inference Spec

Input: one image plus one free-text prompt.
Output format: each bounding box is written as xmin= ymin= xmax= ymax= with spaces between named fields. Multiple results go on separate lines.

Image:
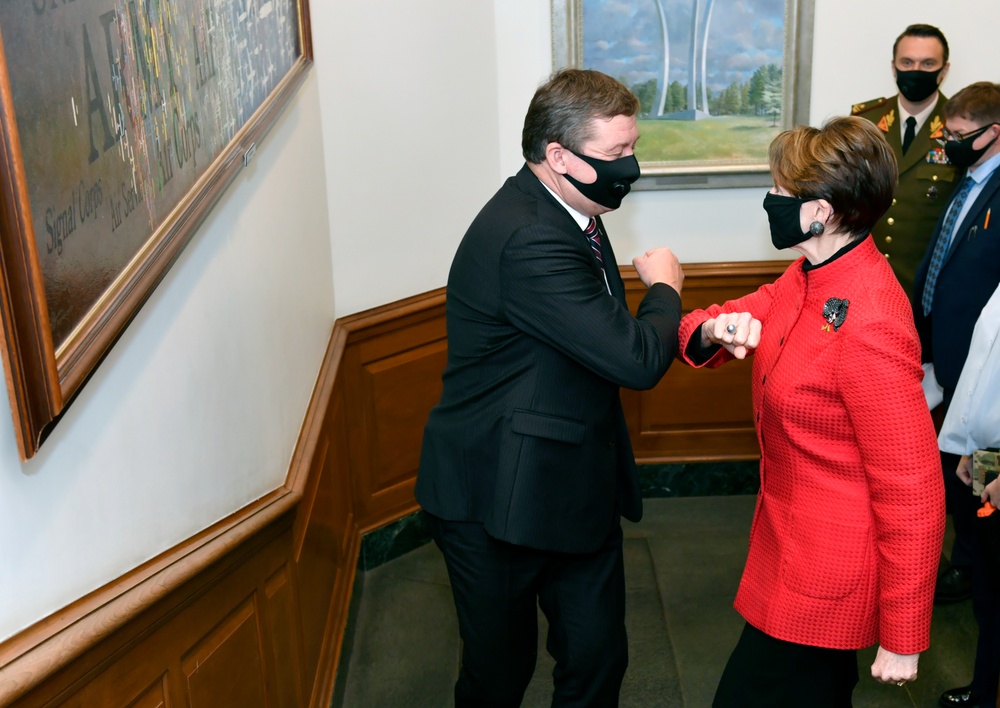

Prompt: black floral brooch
xmin=822 ymin=297 xmax=849 ymax=332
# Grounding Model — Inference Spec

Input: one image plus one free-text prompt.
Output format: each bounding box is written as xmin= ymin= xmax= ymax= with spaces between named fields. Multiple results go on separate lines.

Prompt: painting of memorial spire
xmin=579 ymin=0 xmax=794 ymax=170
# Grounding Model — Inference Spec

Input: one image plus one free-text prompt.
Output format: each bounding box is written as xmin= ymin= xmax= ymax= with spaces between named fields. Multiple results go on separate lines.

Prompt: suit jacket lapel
xmin=516 ymin=165 xmax=624 ymax=300
xmin=878 ymin=97 xmax=904 ymax=161
xmin=944 ymin=168 xmax=1000 ymax=263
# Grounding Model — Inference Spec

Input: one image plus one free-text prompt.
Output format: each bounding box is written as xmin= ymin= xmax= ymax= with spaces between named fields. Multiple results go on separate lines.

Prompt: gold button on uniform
xmin=892 ymin=198 xmax=897 ymax=206
xmin=932 ymin=175 xmax=939 ymax=181
xmin=887 ymin=217 xmax=895 ymax=226
xmin=885 ymin=253 xmax=891 ymax=260
xmin=885 ymin=236 xmax=893 ymax=244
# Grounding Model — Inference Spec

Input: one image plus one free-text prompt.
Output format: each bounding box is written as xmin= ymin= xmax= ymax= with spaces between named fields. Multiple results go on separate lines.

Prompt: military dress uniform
xmin=851 ymin=94 xmax=958 ymax=298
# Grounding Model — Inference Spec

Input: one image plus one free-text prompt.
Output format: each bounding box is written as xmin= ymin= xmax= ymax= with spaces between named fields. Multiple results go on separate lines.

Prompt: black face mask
xmin=895 ymin=68 xmax=943 ymax=103
xmin=763 ymin=192 xmax=815 ymax=250
xmin=564 ymin=150 xmax=640 ymax=209
xmin=944 ymin=124 xmax=999 ymax=169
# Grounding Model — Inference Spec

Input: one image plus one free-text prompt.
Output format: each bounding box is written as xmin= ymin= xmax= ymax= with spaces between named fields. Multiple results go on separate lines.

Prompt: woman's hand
xmin=871 ymin=646 xmax=919 ymax=685
xmin=956 ymin=455 xmax=973 ymax=486
xmin=700 ymin=313 xmax=762 ymax=360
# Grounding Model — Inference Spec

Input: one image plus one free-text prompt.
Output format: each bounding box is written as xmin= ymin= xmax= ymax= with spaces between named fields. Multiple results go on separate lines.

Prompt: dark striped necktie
xmin=584 ymin=217 xmax=604 ymax=275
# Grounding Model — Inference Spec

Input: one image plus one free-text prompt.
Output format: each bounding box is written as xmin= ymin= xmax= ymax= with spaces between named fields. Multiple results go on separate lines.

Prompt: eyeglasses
xmin=941 ymin=123 xmax=996 ymax=143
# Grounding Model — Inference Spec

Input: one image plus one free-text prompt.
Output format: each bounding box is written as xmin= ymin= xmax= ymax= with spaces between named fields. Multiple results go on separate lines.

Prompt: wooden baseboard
xmin=0 ymin=261 xmax=781 ymax=707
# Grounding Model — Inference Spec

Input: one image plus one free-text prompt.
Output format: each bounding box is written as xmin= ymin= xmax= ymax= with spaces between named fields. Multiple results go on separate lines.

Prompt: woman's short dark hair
xmin=522 ymin=69 xmax=639 ymax=163
xmin=944 ymin=82 xmax=1000 ymax=126
xmin=768 ymin=117 xmax=898 ymax=240
xmin=893 ymin=24 xmax=949 ymax=64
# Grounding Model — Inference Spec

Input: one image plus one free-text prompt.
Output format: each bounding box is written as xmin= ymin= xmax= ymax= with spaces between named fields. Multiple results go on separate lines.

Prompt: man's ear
xmin=938 ymin=62 xmax=951 ymax=85
xmin=546 ymin=142 xmax=570 ymax=174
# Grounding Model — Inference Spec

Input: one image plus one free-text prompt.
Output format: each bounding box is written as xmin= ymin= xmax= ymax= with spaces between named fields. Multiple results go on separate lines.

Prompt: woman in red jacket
xmin=678 ymin=117 xmax=945 ymax=707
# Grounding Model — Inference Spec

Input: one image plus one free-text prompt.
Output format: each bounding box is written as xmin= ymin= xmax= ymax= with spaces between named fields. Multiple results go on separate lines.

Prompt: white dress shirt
xmin=939 ymin=283 xmax=1000 ymax=454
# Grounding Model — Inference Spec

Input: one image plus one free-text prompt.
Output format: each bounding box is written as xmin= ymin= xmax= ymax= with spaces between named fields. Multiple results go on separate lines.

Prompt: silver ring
xmin=726 ymin=324 xmax=736 ymax=334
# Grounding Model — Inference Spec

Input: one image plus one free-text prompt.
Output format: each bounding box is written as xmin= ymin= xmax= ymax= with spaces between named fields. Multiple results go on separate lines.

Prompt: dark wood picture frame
xmin=0 ymin=0 xmax=313 ymax=459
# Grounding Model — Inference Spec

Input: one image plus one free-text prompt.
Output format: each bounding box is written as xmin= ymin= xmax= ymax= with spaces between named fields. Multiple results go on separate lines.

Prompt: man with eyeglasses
xmin=913 ymin=81 xmax=1000 ymax=708
xmin=851 ymin=24 xmax=957 ymax=299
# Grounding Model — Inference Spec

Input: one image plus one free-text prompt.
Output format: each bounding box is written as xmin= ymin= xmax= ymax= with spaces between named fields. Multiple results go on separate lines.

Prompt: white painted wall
xmin=3 ymin=0 xmax=999 ymax=650
xmin=317 ymin=1 xmax=1000 ymax=318
xmin=0 ymin=73 xmax=334 ymax=641
xmin=312 ymin=0 xmax=504 ymax=317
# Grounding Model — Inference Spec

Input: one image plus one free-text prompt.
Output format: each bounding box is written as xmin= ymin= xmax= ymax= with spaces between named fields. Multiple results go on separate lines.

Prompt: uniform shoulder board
xmin=851 ymin=97 xmax=890 ymax=116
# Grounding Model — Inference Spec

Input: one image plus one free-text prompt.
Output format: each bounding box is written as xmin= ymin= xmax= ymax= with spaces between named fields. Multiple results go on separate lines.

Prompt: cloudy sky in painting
xmin=582 ymin=0 xmax=785 ymax=90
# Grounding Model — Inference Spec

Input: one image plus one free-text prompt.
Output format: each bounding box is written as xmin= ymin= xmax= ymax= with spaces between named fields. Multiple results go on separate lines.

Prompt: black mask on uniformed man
xmin=564 ymin=150 xmax=640 ymax=209
xmin=895 ymin=68 xmax=943 ymax=103
xmin=944 ymin=124 xmax=999 ymax=169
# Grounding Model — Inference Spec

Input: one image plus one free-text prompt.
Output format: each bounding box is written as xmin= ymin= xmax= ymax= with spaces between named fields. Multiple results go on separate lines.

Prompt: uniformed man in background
xmin=852 ymin=24 xmax=957 ymax=299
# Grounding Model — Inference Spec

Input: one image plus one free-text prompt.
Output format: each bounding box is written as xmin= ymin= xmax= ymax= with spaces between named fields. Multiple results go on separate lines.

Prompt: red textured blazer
xmin=679 ymin=237 xmax=944 ymax=653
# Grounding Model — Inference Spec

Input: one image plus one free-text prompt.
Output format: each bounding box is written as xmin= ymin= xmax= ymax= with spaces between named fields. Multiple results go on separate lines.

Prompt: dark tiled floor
xmin=337 ymin=496 xmax=976 ymax=707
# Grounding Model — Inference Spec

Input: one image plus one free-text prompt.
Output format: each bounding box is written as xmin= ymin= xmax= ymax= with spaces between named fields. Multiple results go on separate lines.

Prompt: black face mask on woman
xmin=895 ymin=68 xmax=943 ymax=103
xmin=564 ymin=150 xmax=641 ymax=209
xmin=944 ymin=124 xmax=999 ymax=169
xmin=762 ymin=192 xmax=817 ymax=250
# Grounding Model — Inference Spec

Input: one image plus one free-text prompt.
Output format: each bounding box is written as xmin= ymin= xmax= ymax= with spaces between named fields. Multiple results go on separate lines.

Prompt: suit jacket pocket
xmin=781 ymin=512 xmax=870 ymax=600
xmin=511 ymin=409 xmax=586 ymax=445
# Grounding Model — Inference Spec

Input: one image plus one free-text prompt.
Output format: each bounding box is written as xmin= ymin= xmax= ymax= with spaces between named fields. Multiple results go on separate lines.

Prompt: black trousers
xmin=714 ymin=623 xmax=859 ymax=708
xmin=940 ymin=392 xmax=981 ymax=569
xmin=970 ymin=507 xmax=1000 ymax=705
xmin=428 ymin=515 xmax=627 ymax=708
xmin=944 ymin=449 xmax=982 ymax=569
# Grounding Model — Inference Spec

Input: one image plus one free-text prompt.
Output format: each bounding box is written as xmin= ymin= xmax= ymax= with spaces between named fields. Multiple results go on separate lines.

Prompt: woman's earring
xmin=809 ymin=221 xmax=825 ymax=236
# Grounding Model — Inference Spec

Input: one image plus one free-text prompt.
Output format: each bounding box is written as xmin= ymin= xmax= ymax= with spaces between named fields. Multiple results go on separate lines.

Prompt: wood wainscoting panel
xmin=181 ymin=597 xmax=267 ymax=708
xmin=288 ymin=352 xmax=358 ymax=708
xmin=262 ymin=565 xmax=306 ymax=708
xmin=338 ymin=292 xmax=447 ymax=532
xmin=360 ymin=340 xmax=446 ymax=510
xmin=9 ymin=513 xmax=298 ymax=708
xmin=124 ymin=677 xmax=168 ymax=708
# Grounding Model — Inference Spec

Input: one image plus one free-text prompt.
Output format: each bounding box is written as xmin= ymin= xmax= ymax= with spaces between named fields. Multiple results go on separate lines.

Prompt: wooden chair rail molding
xmin=0 ymin=261 xmax=782 ymax=707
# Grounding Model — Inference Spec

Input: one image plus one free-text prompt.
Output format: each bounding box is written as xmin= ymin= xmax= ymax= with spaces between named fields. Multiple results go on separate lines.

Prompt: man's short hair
xmin=521 ymin=69 xmax=639 ymax=164
xmin=892 ymin=24 xmax=949 ymax=64
xmin=944 ymin=82 xmax=1000 ymax=126
xmin=768 ymin=117 xmax=898 ymax=240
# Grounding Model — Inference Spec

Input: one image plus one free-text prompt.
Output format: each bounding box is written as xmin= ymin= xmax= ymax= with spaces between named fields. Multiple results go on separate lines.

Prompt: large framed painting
xmin=0 ymin=0 xmax=313 ymax=459
xmin=552 ymin=0 xmax=814 ymax=190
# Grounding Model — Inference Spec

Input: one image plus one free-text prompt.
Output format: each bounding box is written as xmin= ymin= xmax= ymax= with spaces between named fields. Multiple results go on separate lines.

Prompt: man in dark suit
xmin=416 ymin=69 xmax=684 ymax=707
xmin=851 ymin=24 xmax=957 ymax=299
xmin=913 ymin=81 xmax=1000 ymax=708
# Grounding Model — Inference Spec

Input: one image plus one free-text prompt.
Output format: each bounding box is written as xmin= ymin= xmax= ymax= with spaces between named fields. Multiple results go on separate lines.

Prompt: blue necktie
xmin=922 ymin=175 xmax=975 ymax=315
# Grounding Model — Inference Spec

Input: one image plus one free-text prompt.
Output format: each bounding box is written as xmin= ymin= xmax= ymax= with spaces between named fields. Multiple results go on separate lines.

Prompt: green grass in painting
xmin=637 ymin=115 xmax=781 ymax=164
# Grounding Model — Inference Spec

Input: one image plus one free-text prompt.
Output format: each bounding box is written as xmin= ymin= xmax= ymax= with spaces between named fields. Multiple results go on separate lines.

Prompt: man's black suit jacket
xmin=416 ymin=165 xmax=682 ymax=554
xmin=914 ymin=165 xmax=1000 ymax=393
